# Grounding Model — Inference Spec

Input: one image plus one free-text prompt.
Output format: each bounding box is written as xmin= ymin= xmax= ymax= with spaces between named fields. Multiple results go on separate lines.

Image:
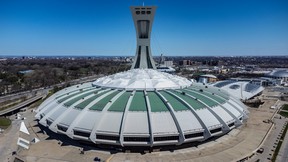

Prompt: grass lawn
xmin=279 ymin=111 xmax=288 ymax=118
xmin=0 ymin=117 xmax=11 ymax=129
xmin=282 ymin=104 xmax=288 ymax=111
xmin=28 ymin=91 xmax=54 ymax=109
xmin=28 ymin=99 xmax=44 ymax=109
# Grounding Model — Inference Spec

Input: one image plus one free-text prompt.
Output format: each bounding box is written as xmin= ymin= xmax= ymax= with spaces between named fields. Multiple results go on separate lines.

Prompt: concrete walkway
xmin=0 ymin=120 xmax=21 ymax=162
xmin=276 ymin=121 xmax=288 ymax=162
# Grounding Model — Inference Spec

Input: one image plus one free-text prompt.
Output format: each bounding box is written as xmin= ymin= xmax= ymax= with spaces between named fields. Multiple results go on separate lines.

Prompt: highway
xmin=0 ymin=95 xmax=45 ymax=116
xmin=0 ymin=74 xmax=101 ymax=103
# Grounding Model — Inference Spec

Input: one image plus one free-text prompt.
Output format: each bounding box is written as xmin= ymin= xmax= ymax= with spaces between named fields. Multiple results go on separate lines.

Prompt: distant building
xmin=156 ymin=66 xmax=176 ymax=73
xmin=18 ymin=70 xmax=34 ymax=74
xmin=230 ymin=77 xmax=277 ymax=87
xmin=156 ymin=60 xmax=174 ymax=73
xmin=211 ymin=80 xmax=264 ymax=100
xmin=265 ymin=69 xmax=288 ymax=84
xmin=179 ymin=60 xmax=191 ymax=66
xmin=164 ymin=61 xmax=173 ymax=67
xmin=199 ymin=74 xmax=218 ymax=83
xmin=244 ymin=65 xmax=258 ymax=71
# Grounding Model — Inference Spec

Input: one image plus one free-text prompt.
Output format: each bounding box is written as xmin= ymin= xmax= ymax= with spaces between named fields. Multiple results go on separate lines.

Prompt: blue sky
xmin=0 ymin=0 xmax=287 ymax=56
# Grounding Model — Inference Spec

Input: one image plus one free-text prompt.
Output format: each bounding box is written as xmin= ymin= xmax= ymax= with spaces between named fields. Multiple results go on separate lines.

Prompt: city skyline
xmin=0 ymin=0 xmax=287 ymax=56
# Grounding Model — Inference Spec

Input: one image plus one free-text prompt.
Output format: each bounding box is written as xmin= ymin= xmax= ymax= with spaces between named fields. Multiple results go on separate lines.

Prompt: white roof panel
xmin=59 ymin=109 xmax=81 ymax=126
xmin=73 ymin=111 xmax=102 ymax=131
xmin=123 ymin=112 xmax=149 ymax=135
xmin=212 ymin=106 xmax=234 ymax=123
xmin=174 ymin=111 xmax=203 ymax=133
xmin=41 ymin=102 xmax=59 ymax=115
xmin=96 ymin=112 xmax=123 ymax=134
xmin=151 ymin=112 xmax=178 ymax=135
xmin=48 ymin=107 xmax=66 ymax=121
xmin=196 ymin=109 xmax=221 ymax=128
xmin=228 ymin=99 xmax=245 ymax=115
xmin=222 ymin=102 xmax=241 ymax=117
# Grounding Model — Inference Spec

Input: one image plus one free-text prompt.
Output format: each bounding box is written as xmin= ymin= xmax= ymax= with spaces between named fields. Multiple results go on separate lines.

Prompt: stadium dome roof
xmin=35 ymin=70 xmax=248 ymax=147
xmin=92 ymin=69 xmax=191 ymax=90
xmin=211 ymin=80 xmax=264 ymax=100
xmin=265 ymin=69 xmax=288 ymax=78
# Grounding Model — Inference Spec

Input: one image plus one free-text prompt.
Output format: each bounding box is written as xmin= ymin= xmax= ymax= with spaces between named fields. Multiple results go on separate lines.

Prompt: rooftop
xmin=92 ymin=69 xmax=192 ymax=90
xmin=266 ymin=69 xmax=288 ymax=78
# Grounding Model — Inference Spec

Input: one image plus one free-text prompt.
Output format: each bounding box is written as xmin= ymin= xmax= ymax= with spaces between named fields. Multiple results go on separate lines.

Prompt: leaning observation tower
xmin=35 ymin=6 xmax=248 ymax=149
xmin=130 ymin=6 xmax=156 ymax=69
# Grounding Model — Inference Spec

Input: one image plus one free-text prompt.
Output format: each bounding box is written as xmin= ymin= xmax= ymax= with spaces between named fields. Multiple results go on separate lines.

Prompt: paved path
xmin=277 ymin=121 xmax=288 ymax=162
xmin=0 ymin=120 xmax=21 ymax=162
xmin=252 ymin=117 xmax=288 ymax=162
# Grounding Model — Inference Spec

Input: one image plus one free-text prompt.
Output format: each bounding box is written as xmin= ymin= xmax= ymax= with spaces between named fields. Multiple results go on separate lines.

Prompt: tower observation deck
xmin=130 ymin=6 xmax=157 ymax=69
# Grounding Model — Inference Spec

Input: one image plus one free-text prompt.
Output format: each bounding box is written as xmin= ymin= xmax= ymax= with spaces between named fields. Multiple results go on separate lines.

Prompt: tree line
xmin=0 ymin=58 xmax=130 ymax=95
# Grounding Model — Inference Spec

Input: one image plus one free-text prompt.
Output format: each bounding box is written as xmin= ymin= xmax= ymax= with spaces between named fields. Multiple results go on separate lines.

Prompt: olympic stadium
xmin=35 ymin=6 xmax=249 ymax=149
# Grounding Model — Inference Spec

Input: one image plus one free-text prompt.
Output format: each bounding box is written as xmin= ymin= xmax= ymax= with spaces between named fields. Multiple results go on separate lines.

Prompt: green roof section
xmin=147 ymin=92 xmax=169 ymax=112
xmin=214 ymin=91 xmax=230 ymax=100
xmin=129 ymin=91 xmax=147 ymax=111
xmin=108 ymin=91 xmax=131 ymax=112
xmin=74 ymin=90 xmax=109 ymax=110
xmin=57 ymin=88 xmax=95 ymax=103
xmin=55 ymin=87 xmax=92 ymax=99
xmin=167 ymin=90 xmax=205 ymax=110
xmin=189 ymin=86 xmax=230 ymax=100
xmin=159 ymin=91 xmax=190 ymax=111
xmin=89 ymin=91 xmax=120 ymax=111
xmin=208 ymin=89 xmax=229 ymax=100
xmin=182 ymin=89 xmax=218 ymax=107
xmin=63 ymin=89 xmax=100 ymax=107
xmin=191 ymin=89 xmax=227 ymax=104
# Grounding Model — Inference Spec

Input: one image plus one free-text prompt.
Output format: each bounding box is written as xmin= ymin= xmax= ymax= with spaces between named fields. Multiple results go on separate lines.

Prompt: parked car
xmin=257 ymin=148 xmax=264 ymax=153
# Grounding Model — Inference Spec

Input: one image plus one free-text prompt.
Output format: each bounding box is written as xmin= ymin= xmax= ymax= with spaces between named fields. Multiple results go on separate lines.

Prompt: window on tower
xmin=137 ymin=20 xmax=150 ymax=38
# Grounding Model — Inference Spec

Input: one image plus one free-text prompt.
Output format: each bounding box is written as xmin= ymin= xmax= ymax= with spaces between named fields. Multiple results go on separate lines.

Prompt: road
xmin=0 ymin=88 xmax=48 ymax=103
xmin=0 ymin=95 xmax=45 ymax=116
xmin=0 ymin=74 xmax=101 ymax=104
